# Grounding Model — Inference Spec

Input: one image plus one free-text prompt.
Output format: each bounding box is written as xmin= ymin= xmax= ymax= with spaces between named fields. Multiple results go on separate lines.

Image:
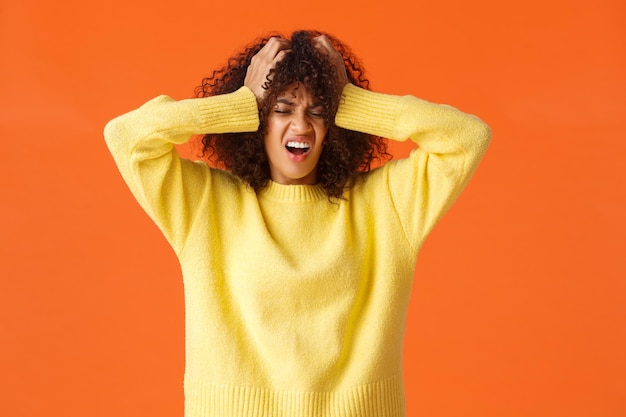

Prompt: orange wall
xmin=1 ymin=1 xmax=625 ymax=416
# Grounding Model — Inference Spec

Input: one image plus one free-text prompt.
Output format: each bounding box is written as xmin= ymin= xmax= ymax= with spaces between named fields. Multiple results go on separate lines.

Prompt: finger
xmin=312 ymin=35 xmax=334 ymax=55
xmin=263 ymin=49 xmax=291 ymax=87
xmin=261 ymin=37 xmax=291 ymax=60
xmin=272 ymin=49 xmax=291 ymax=66
xmin=245 ymin=41 xmax=291 ymax=102
xmin=312 ymin=35 xmax=348 ymax=87
xmin=250 ymin=38 xmax=284 ymax=65
xmin=248 ymin=38 xmax=289 ymax=81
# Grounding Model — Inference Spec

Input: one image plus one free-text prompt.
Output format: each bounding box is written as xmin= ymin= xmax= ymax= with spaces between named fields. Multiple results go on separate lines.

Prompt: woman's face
xmin=264 ymin=83 xmax=328 ymax=185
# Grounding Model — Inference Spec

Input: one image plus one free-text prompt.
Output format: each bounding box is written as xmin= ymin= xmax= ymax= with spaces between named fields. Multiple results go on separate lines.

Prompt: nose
xmin=289 ymin=111 xmax=312 ymax=134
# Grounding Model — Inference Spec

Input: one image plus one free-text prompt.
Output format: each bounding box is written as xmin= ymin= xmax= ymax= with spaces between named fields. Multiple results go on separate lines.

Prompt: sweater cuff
xmin=194 ymin=86 xmax=260 ymax=135
xmin=335 ymin=83 xmax=402 ymax=139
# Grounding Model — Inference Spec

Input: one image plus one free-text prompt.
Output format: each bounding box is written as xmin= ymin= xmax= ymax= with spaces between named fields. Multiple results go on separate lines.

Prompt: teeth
xmin=286 ymin=141 xmax=310 ymax=149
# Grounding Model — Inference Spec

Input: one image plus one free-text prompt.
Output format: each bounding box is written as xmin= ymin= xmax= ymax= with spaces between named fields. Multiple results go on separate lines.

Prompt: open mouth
xmin=285 ymin=141 xmax=311 ymax=155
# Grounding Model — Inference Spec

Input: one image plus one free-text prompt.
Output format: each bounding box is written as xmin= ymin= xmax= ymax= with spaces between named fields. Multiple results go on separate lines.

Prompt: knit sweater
xmin=104 ymin=84 xmax=491 ymax=417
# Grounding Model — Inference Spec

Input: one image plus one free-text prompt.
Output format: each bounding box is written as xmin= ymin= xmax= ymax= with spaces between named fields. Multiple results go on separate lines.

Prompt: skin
xmin=244 ymin=35 xmax=349 ymax=185
xmin=264 ymin=83 xmax=328 ymax=185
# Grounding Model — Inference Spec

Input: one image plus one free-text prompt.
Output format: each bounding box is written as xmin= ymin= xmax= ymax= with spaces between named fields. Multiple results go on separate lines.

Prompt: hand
xmin=312 ymin=35 xmax=349 ymax=89
xmin=244 ymin=37 xmax=291 ymax=104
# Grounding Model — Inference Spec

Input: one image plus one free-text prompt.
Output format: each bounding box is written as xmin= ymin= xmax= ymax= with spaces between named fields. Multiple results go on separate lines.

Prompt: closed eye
xmin=274 ymin=104 xmax=293 ymax=114
xmin=309 ymin=106 xmax=326 ymax=118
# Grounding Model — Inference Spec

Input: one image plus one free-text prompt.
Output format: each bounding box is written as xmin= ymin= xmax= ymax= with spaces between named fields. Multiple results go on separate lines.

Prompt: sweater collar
xmin=259 ymin=180 xmax=327 ymax=202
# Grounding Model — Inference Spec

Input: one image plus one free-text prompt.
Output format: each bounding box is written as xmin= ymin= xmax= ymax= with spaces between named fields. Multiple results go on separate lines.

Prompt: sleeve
xmin=103 ymin=87 xmax=259 ymax=253
xmin=335 ymin=83 xmax=492 ymax=251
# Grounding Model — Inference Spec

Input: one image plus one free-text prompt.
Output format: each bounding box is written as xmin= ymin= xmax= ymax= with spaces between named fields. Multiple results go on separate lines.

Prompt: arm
xmin=103 ymin=88 xmax=259 ymax=253
xmin=314 ymin=35 xmax=490 ymax=248
xmin=336 ymin=83 xmax=492 ymax=250
xmin=104 ymin=38 xmax=290 ymax=253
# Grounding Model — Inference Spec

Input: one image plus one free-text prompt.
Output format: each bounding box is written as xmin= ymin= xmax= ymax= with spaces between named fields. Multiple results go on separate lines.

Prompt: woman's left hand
xmin=312 ymin=35 xmax=349 ymax=90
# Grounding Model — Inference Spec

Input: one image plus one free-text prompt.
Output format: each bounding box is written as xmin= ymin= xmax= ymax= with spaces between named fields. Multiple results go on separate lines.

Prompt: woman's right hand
xmin=244 ymin=37 xmax=291 ymax=104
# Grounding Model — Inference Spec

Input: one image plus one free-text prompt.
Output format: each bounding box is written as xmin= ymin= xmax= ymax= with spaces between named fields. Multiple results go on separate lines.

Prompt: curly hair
xmin=195 ymin=30 xmax=390 ymax=199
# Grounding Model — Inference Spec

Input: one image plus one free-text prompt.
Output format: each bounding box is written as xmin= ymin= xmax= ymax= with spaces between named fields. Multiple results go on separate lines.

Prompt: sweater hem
xmin=184 ymin=374 xmax=405 ymax=417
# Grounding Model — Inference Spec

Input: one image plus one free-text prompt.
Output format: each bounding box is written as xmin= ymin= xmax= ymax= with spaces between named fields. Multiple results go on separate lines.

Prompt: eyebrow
xmin=275 ymin=98 xmax=325 ymax=109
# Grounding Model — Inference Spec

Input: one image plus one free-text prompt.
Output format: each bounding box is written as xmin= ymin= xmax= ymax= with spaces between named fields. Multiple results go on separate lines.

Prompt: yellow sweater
xmin=104 ymin=84 xmax=491 ymax=417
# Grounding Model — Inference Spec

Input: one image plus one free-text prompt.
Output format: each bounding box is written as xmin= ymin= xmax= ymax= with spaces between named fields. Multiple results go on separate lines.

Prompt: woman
xmin=105 ymin=30 xmax=491 ymax=417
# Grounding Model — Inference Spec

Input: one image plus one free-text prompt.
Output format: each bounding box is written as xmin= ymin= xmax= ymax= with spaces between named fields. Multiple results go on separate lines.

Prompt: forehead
xmin=277 ymin=82 xmax=319 ymax=104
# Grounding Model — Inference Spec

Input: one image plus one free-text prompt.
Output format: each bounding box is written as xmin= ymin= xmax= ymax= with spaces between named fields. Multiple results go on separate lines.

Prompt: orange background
xmin=1 ymin=0 xmax=625 ymax=416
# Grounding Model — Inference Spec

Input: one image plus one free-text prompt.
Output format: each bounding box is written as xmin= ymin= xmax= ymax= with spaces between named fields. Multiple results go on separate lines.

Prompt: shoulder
xmin=355 ymin=153 xmax=419 ymax=188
